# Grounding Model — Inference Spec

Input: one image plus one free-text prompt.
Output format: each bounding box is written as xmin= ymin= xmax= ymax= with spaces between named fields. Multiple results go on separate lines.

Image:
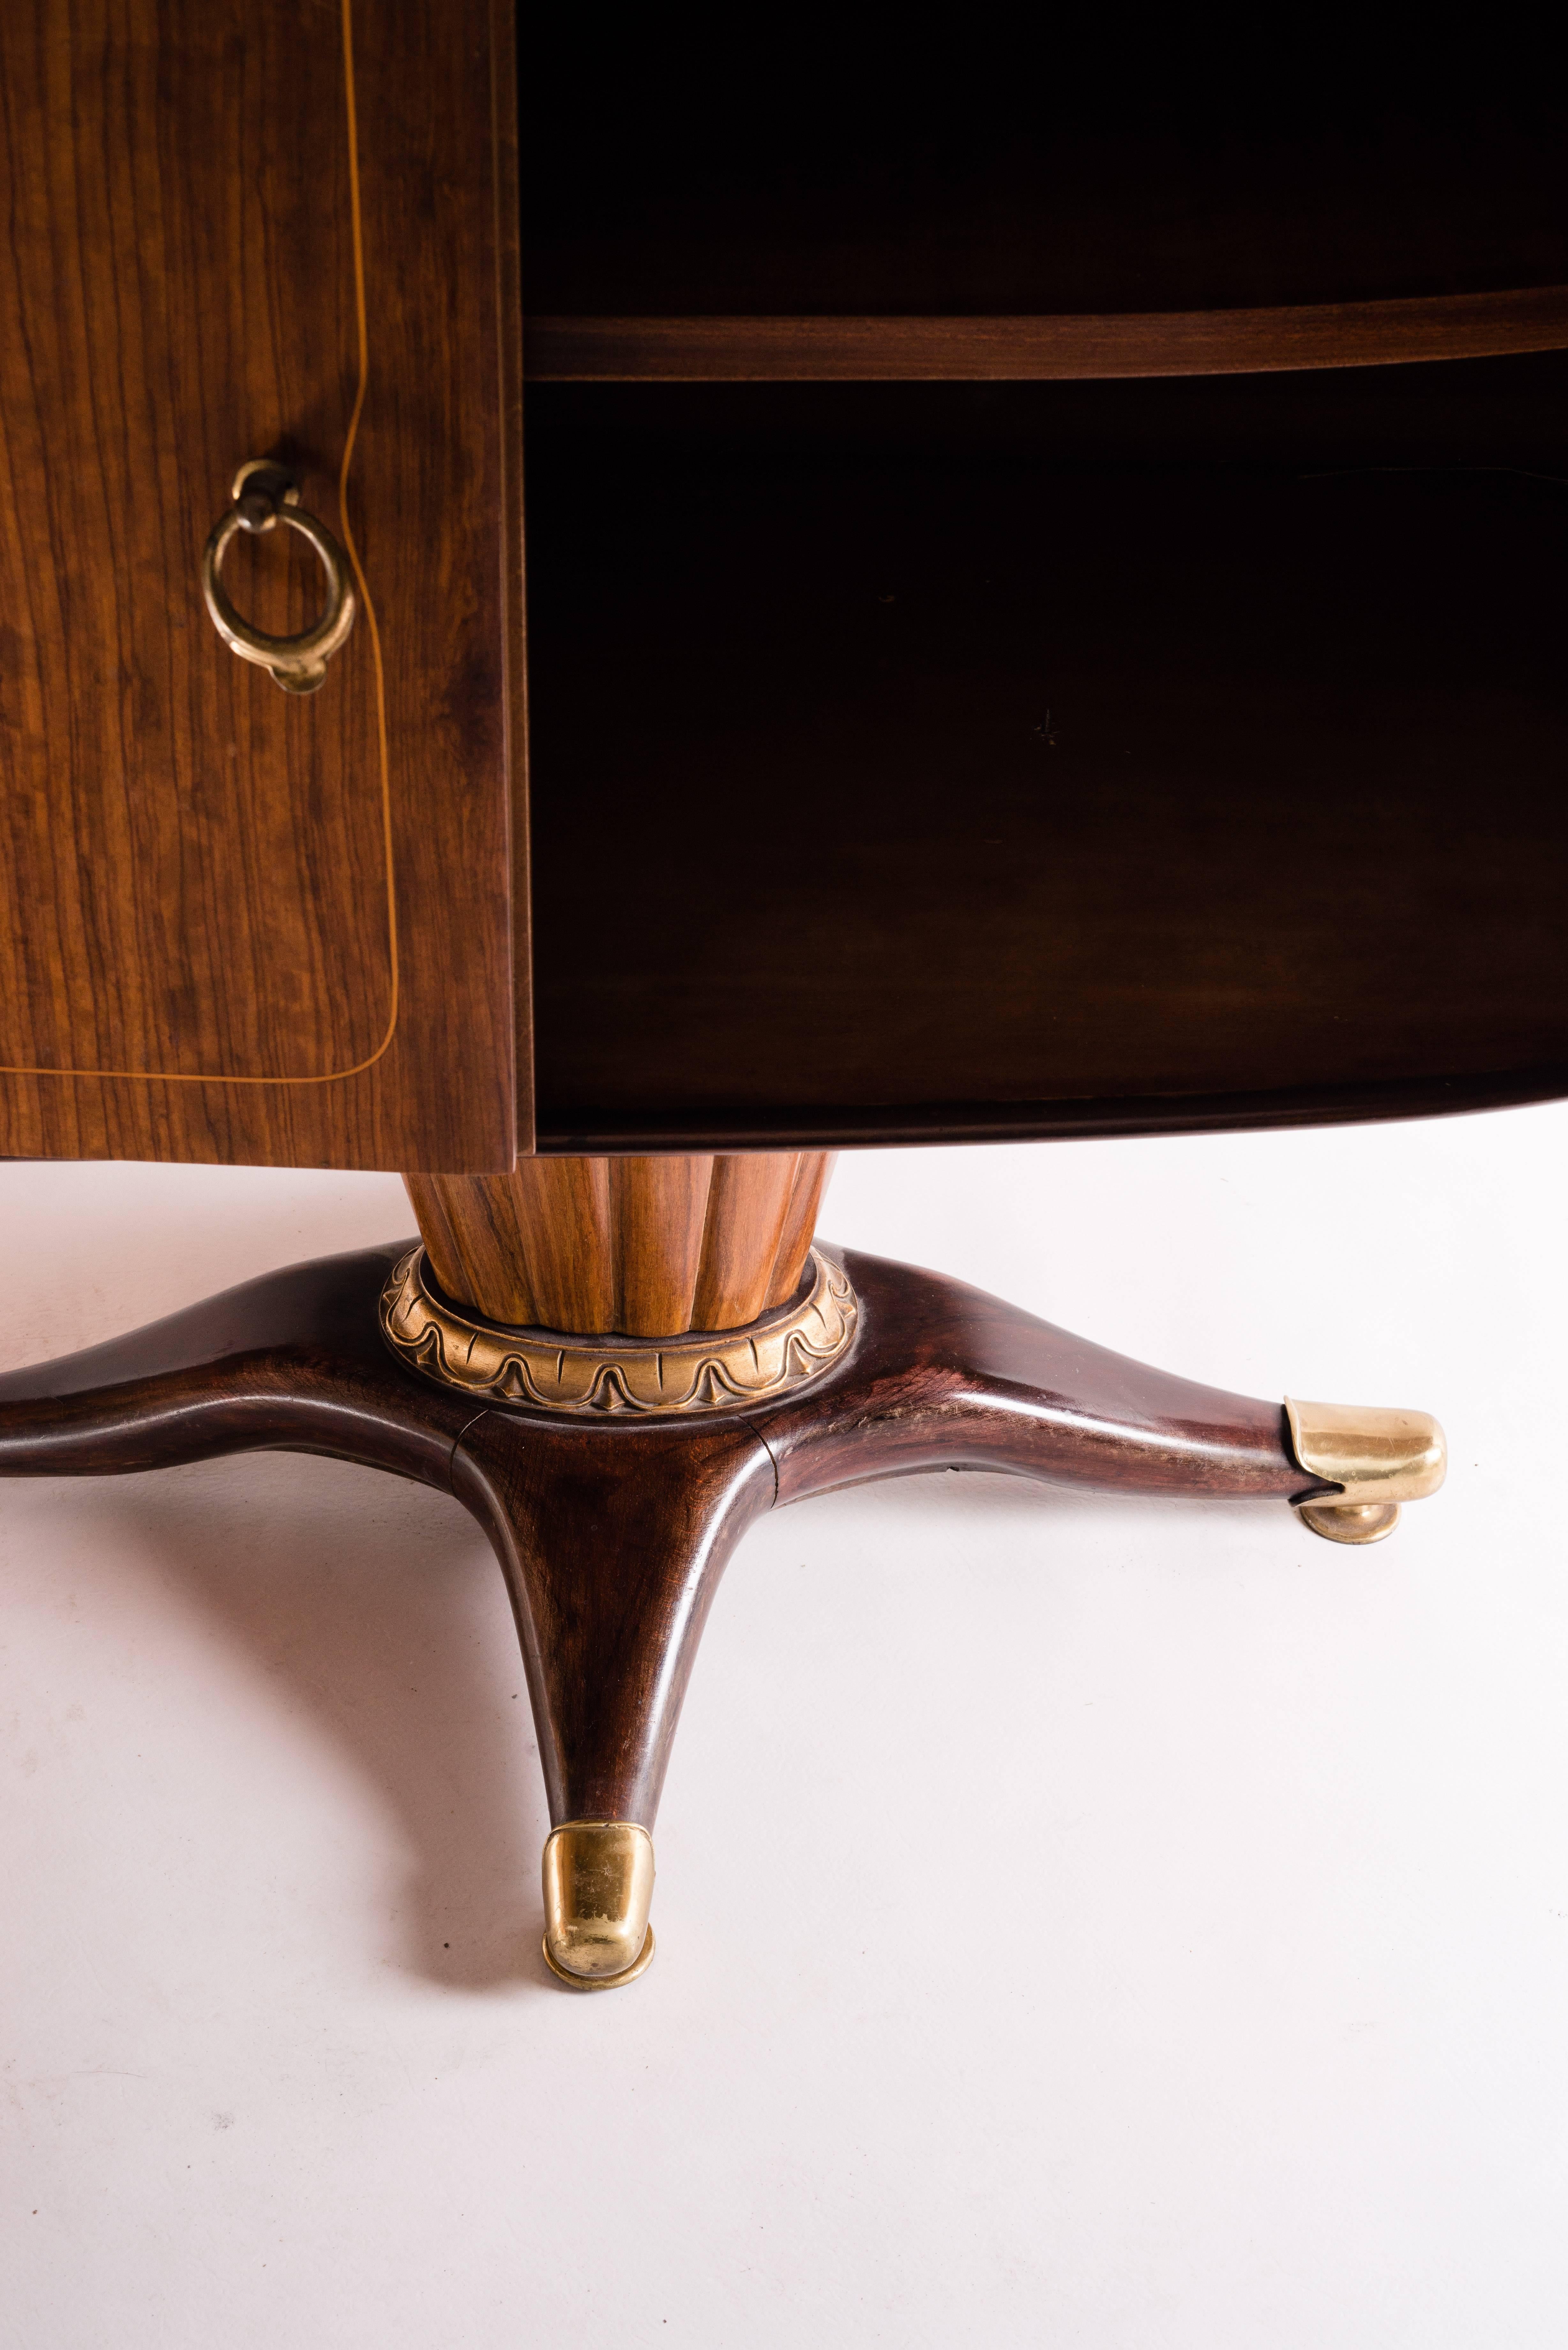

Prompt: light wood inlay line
xmin=524 ymin=284 xmax=1568 ymax=383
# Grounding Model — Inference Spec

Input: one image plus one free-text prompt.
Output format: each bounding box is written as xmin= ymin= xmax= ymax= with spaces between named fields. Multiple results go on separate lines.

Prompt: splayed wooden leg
xmin=0 ymin=1190 xmax=1444 ymax=1989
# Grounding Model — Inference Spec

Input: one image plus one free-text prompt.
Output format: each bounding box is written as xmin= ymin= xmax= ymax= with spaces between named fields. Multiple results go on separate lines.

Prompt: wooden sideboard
xmin=3 ymin=13 xmax=1516 ymax=1990
xmin=5 ymin=11 xmax=1567 ymax=1169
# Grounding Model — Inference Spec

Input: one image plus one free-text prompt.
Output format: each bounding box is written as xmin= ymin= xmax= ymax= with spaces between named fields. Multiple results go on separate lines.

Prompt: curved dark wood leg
xmin=0 ymin=1244 xmax=474 ymax=1488
xmin=0 ymin=1235 xmax=1442 ymax=1988
xmin=449 ymin=1415 xmax=774 ymax=1987
xmin=752 ymin=1248 xmax=1337 ymax=1505
xmin=450 ymin=1417 xmax=774 ymax=1828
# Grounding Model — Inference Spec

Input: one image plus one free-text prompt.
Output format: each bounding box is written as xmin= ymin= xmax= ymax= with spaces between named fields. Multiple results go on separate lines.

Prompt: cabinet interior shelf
xmin=524 ymin=286 xmax=1568 ymax=384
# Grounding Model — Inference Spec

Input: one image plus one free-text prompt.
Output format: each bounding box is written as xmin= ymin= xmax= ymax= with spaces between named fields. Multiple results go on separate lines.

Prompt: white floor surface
xmin=3 ymin=1113 xmax=1566 ymax=2347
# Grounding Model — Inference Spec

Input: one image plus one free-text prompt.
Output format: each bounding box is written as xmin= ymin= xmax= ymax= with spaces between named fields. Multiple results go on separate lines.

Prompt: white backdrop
xmin=3 ymin=1111 xmax=1566 ymax=2347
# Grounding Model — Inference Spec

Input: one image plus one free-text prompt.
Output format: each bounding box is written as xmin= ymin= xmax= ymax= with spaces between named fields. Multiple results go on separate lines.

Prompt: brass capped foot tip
xmin=541 ymin=1821 xmax=656 ymax=1990
xmin=1284 ymin=1395 xmax=1446 ymax=1545
xmin=1294 ymin=1498 xmax=1402 ymax=1544
xmin=543 ymin=1924 xmax=656 ymax=1990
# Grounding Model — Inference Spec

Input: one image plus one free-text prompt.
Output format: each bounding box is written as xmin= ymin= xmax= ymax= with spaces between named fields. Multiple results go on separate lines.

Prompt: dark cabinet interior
xmin=525 ymin=362 xmax=1568 ymax=1145
xmin=515 ymin=29 xmax=1568 ymax=1151
xmin=518 ymin=23 xmax=1568 ymax=318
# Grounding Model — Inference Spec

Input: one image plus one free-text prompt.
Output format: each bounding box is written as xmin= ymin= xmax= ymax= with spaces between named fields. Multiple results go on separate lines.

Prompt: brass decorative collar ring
xmin=379 ymin=1243 xmax=858 ymax=1415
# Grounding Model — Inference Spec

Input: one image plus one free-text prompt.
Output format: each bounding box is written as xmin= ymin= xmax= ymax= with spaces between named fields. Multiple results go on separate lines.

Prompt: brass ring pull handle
xmin=200 ymin=460 xmax=357 ymax=694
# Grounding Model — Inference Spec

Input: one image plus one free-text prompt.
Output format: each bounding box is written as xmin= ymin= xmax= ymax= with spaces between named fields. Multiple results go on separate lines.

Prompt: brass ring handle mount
xmin=200 ymin=460 xmax=357 ymax=694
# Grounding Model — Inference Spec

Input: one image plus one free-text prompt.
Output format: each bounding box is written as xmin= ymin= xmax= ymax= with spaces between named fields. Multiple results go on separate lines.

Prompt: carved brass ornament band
xmin=380 ymin=1244 xmax=858 ymax=1415
xmin=1284 ymin=1394 xmax=1447 ymax=1544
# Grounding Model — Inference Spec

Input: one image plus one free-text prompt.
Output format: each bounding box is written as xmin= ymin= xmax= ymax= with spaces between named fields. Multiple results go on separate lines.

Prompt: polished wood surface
xmin=752 ymin=1251 xmax=1317 ymax=1506
xmin=0 ymin=1242 xmax=469 ymax=1483
xmin=454 ymin=1415 xmax=776 ymax=1825
xmin=526 ymin=378 xmax=1568 ymax=1149
xmin=406 ymin=1152 xmax=833 ymax=1335
xmin=0 ymin=0 xmax=526 ymax=1170
xmin=0 ymin=1241 xmax=1332 ymax=1833
xmin=526 ymin=286 xmax=1568 ymax=383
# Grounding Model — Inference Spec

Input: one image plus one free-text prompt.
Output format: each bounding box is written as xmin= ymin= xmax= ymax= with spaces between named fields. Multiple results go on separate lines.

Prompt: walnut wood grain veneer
xmin=0 ymin=0 xmax=527 ymax=1170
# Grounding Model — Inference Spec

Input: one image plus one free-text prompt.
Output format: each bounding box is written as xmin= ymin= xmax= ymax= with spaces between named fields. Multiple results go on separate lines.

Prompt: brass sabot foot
xmin=1285 ymin=1396 xmax=1446 ymax=1544
xmin=541 ymin=1821 xmax=656 ymax=1990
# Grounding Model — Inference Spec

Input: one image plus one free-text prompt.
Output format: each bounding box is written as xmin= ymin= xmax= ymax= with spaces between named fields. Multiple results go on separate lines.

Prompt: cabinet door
xmin=0 ymin=0 xmax=526 ymax=1170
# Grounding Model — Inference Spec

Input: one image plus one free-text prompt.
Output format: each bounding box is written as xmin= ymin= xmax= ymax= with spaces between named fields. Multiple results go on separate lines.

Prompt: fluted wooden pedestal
xmin=405 ymin=1152 xmax=834 ymax=1336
